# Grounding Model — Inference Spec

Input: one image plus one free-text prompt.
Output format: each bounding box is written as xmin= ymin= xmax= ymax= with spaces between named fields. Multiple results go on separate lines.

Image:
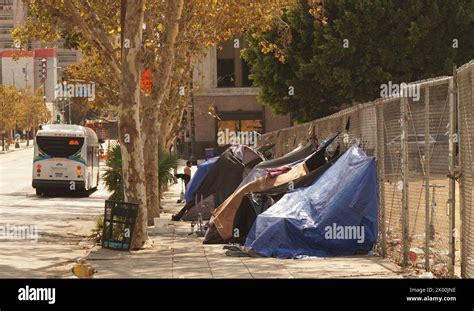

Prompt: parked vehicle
xmin=32 ymin=124 xmax=101 ymax=196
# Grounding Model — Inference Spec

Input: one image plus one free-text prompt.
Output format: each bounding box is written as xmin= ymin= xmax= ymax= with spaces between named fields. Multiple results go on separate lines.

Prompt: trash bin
xmin=102 ymin=200 xmax=138 ymax=251
xmin=205 ymin=147 xmax=214 ymax=160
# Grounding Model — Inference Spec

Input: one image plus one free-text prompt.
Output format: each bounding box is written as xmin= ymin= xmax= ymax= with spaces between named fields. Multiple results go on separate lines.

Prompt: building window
xmin=0 ymin=23 xmax=12 ymax=34
xmin=216 ymin=111 xmax=263 ymax=147
xmin=216 ymin=40 xmax=236 ymax=88
xmin=215 ymin=37 xmax=254 ymax=88
xmin=0 ymin=11 xmax=13 ymax=20
xmin=242 ymin=59 xmax=252 ymax=87
xmin=217 ymin=59 xmax=235 ymax=87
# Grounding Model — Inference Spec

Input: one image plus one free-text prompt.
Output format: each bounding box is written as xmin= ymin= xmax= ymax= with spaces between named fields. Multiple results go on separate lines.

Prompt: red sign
xmin=140 ymin=69 xmax=153 ymax=94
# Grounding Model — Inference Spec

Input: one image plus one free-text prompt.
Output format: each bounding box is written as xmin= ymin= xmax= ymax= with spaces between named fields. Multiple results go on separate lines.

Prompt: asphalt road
xmin=0 ymin=147 xmax=107 ymax=277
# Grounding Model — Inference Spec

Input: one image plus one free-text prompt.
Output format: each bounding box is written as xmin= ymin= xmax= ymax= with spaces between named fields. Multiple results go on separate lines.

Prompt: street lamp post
xmin=48 ymin=66 xmax=63 ymax=122
xmin=189 ymin=69 xmax=196 ymax=164
xmin=61 ymin=79 xmax=97 ymax=125
xmin=10 ymin=69 xmax=16 ymax=88
xmin=40 ymin=65 xmax=62 ymax=123
xmin=22 ymin=61 xmax=32 ymax=89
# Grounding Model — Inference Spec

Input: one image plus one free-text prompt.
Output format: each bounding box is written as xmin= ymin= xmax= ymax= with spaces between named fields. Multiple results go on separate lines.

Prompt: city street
xmin=0 ymin=149 xmax=403 ymax=279
xmin=0 ymin=147 xmax=105 ymax=277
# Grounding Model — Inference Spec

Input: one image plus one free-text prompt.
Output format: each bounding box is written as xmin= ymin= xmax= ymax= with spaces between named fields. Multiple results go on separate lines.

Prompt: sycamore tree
xmin=0 ymin=86 xmax=21 ymax=138
xmin=63 ymin=52 xmax=120 ymax=124
xmin=0 ymin=86 xmax=49 ymax=144
xmin=15 ymin=0 xmax=161 ymax=247
xmin=17 ymin=88 xmax=51 ymax=145
xmin=15 ymin=0 xmax=322 ymax=248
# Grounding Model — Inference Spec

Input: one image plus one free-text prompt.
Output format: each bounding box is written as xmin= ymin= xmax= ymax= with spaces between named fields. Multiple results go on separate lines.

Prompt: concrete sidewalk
xmin=0 ymin=139 xmax=34 ymax=155
xmin=81 ymin=162 xmax=402 ymax=279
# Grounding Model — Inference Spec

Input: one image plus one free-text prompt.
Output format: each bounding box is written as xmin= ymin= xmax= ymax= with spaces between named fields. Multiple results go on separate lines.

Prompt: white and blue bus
xmin=32 ymin=124 xmax=101 ymax=196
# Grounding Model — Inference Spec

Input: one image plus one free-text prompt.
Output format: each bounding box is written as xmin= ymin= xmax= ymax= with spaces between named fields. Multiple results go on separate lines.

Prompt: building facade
xmin=0 ymin=0 xmax=81 ymax=123
xmin=184 ymin=39 xmax=291 ymax=158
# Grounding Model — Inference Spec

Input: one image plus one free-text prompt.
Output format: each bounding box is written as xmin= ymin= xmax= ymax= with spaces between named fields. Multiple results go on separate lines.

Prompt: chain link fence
xmin=458 ymin=60 xmax=474 ymax=278
xmin=258 ymin=60 xmax=474 ymax=278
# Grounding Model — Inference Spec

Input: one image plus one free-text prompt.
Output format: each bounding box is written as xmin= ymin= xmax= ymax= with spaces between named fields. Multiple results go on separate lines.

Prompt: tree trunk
xmin=158 ymin=120 xmax=168 ymax=149
xmin=141 ymin=96 xmax=160 ymax=225
xmin=140 ymin=0 xmax=184 ymax=223
xmin=120 ymin=0 xmax=147 ymax=249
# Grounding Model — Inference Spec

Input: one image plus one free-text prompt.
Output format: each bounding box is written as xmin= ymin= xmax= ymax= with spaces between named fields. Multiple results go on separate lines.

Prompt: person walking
xmin=175 ymin=160 xmax=193 ymax=203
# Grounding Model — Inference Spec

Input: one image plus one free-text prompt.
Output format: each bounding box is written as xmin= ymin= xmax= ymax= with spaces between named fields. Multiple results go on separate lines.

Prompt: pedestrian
xmin=175 ymin=160 xmax=193 ymax=203
xmin=183 ymin=160 xmax=192 ymax=189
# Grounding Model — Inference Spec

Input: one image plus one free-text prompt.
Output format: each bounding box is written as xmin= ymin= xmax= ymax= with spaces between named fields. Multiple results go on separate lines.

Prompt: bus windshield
xmin=36 ymin=136 xmax=84 ymax=158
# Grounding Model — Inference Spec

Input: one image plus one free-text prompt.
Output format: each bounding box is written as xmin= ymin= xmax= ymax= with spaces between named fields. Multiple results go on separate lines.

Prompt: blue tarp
xmin=244 ymin=145 xmax=378 ymax=258
xmin=185 ymin=157 xmax=219 ymax=203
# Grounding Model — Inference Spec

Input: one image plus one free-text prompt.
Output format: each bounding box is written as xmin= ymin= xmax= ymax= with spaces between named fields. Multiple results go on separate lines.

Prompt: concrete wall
xmin=1 ymin=50 xmax=58 ymax=102
xmin=1 ymin=55 xmax=34 ymax=90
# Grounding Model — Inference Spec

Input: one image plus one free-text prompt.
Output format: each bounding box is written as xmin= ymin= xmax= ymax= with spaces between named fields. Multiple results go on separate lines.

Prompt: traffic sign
xmin=39 ymin=58 xmax=47 ymax=80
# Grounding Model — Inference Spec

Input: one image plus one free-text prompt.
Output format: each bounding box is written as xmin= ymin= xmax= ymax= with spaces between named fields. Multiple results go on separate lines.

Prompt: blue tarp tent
xmin=244 ymin=145 xmax=378 ymax=258
xmin=185 ymin=157 xmax=219 ymax=203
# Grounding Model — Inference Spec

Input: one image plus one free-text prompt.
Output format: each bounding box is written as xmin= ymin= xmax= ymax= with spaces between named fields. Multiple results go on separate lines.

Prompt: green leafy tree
xmin=243 ymin=0 xmax=343 ymax=122
xmin=158 ymin=148 xmax=178 ymax=194
xmin=243 ymin=0 xmax=474 ymax=122
xmin=102 ymin=144 xmax=124 ymax=201
xmin=103 ymin=144 xmax=177 ymax=201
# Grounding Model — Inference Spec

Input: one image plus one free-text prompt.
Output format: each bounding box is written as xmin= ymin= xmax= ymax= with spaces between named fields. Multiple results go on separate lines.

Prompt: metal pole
xmin=24 ymin=63 xmax=28 ymax=89
xmin=43 ymin=82 xmax=46 ymax=106
xmin=377 ymin=106 xmax=386 ymax=258
xmin=400 ymin=96 xmax=410 ymax=267
xmin=424 ymin=86 xmax=431 ymax=271
xmin=448 ymin=68 xmax=457 ymax=277
xmin=457 ymin=66 xmax=466 ymax=278
xmin=69 ymin=98 xmax=72 ymax=124
xmin=189 ymin=68 xmax=196 ymax=164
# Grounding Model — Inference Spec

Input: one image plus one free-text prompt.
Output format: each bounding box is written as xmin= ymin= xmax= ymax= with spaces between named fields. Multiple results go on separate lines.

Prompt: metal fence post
xmin=448 ymin=70 xmax=457 ymax=277
xmin=460 ymin=61 xmax=474 ymax=279
xmin=376 ymin=105 xmax=387 ymax=257
xmin=401 ymin=96 xmax=410 ymax=267
xmin=424 ymin=86 xmax=431 ymax=271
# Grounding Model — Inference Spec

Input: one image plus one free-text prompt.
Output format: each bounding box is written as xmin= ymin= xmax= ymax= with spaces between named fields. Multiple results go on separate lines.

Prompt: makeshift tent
xmin=256 ymin=143 xmax=275 ymax=158
xmin=245 ymin=145 xmax=378 ymax=258
xmin=204 ymin=134 xmax=339 ymax=244
xmin=254 ymin=142 xmax=315 ymax=169
xmin=232 ymin=152 xmax=342 ymax=243
xmin=185 ymin=157 xmax=219 ymax=203
xmin=238 ymin=143 xmax=316 ymax=191
xmin=172 ymin=145 xmax=263 ymax=221
xmin=181 ymin=194 xmax=215 ymax=221
xmin=238 ymin=158 xmax=304 ymax=191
